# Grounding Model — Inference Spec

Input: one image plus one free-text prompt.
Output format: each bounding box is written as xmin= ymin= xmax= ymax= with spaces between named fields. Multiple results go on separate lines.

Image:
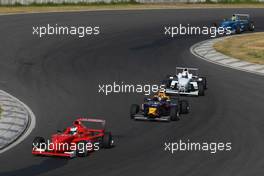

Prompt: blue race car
xmin=130 ymin=92 xmax=189 ymax=122
xmin=218 ymin=14 xmax=255 ymax=34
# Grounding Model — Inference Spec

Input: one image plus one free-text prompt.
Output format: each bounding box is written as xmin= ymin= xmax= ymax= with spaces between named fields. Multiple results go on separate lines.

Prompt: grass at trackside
xmin=214 ymin=32 xmax=264 ymax=65
xmin=0 ymin=3 xmax=264 ymax=14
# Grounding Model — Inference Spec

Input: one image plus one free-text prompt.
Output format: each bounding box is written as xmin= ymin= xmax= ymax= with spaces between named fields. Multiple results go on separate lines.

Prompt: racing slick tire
xmin=170 ymin=106 xmax=180 ymax=121
xmin=198 ymin=82 xmax=205 ymax=96
xmin=201 ymin=77 xmax=207 ymax=90
xmin=162 ymin=80 xmax=170 ymax=88
xmin=179 ymin=100 xmax=189 ymax=114
xmin=235 ymin=26 xmax=241 ymax=34
xmin=130 ymin=104 xmax=139 ymax=119
xmin=32 ymin=136 xmax=46 ymax=149
xmin=248 ymin=22 xmax=255 ymax=31
xmin=76 ymin=141 xmax=89 ymax=157
xmin=102 ymin=132 xmax=113 ymax=149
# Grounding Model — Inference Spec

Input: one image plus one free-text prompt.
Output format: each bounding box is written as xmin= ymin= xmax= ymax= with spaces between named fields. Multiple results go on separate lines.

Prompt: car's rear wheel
xmin=248 ymin=22 xmax=255 ymax=31
xmin=32 ymin=136 xmax=45 ymax=149
xmin=103 ymin=132 xmax=113 ymax=148
xmin=130 ymin=104 xmax=139 ymax=119
xmin=180 ymin=100 xmax=189 ymax=114
xmin=170 ymin=106 xmax=180 ymax=121
xmin=235 ymin=26 xmax=241 ymax=34
xmin=198 ymin=82 xmax=205 ymax=96
xmin=201 ymin=77 xmax=207 ymax=90
xmin=76 ymin=141 xmax=88 ymax=157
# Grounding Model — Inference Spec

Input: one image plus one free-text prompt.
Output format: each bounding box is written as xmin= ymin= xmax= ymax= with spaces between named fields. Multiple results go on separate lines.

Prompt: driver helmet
xmin=182 ymin=68 xmax=188 ymax=78
xmin=158 ymin=91 xmax=165 ymax=98
xmin=70 ymin=127 xmax=77 ymax=135
xmin=232 ymin=14 xmax=236 ymax=21
xmin=74 ymin=120 xmax=82 ymax=127
xmin=157 ymin=91 xmax=169 ymax=100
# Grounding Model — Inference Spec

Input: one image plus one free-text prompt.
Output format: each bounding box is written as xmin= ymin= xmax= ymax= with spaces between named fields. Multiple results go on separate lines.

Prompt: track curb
xmin=0 ymin=90 xmax=36 ymax=154
xmin=190 ymin=33 xmax=264 ymax=76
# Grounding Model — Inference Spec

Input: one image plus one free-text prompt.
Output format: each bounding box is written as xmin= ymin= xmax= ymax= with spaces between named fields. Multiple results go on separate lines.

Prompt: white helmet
xmin=182 ymin=71 xmax=188 ymax=78
xmin=70 ymin=127 xmax=77 ymax=135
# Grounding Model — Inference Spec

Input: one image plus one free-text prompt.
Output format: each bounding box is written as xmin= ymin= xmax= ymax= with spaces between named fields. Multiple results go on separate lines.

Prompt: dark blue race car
xmin=130 ymin=92 xmax=189 ymax=122
xmin=218 ymin=14 xmax=255 ymax=34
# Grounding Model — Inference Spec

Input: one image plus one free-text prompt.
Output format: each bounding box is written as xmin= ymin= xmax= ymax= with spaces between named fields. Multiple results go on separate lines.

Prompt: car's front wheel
xmin=235 ymin=26 xmax=241 ymax=34
xmin=102 ymin=132 xmax=113 ymax=148
xmin=170 ymin=106 xmax=180 ymax=121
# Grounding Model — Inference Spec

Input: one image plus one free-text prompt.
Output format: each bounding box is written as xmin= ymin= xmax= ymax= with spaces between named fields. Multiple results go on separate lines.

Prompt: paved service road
xmin=0 ymin=9 xmax=263 ymax=176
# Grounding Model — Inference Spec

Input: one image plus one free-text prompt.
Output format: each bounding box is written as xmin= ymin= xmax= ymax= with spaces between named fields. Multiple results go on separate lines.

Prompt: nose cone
xmin=52 ymin=134 xmax=73 ymax=143
xmin=148 ymin=107 xmax=158 ymax=117
xmin=50 ymin=134 xmax=74 ymax=152
xmin=178 ymin=78 xmax=189 ymax=87
xmin=220 ymin=21 xmax=234 ymax=28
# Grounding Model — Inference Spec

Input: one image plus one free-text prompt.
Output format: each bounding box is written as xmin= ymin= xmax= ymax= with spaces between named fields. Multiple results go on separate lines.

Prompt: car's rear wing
xmin=234 ymin=14 xmax=250 ymax=20
xmin=176 ymin=67 xmax=199 ymax=76
xmin=234 ymin=14 xmax=250 ymax=17
xmin=76 ymin=118 xmax=106 ymax=129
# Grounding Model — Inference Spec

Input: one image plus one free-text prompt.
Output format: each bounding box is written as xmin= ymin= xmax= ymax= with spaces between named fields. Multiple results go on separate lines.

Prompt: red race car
xmin=32 ymin=118 xmax=114 ymax=158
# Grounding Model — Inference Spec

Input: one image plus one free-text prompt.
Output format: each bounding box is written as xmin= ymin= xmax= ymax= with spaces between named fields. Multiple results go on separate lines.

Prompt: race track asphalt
xmin=0 ymin=8 xmax=264 ymax=176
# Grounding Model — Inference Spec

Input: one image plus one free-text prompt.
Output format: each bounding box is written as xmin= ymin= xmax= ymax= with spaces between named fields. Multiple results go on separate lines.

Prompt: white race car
xmin=163 ymin=67 xmax=207 ymax=96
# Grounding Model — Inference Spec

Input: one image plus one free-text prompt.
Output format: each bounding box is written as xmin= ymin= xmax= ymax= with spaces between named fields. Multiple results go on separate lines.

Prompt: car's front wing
xmin=32 ymin=148 xmax=76 ymax=158
xmin=165 ymin=89 xmax=199 ymax=96
xmin=133 ymin=114 xmax=170 ymax=122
